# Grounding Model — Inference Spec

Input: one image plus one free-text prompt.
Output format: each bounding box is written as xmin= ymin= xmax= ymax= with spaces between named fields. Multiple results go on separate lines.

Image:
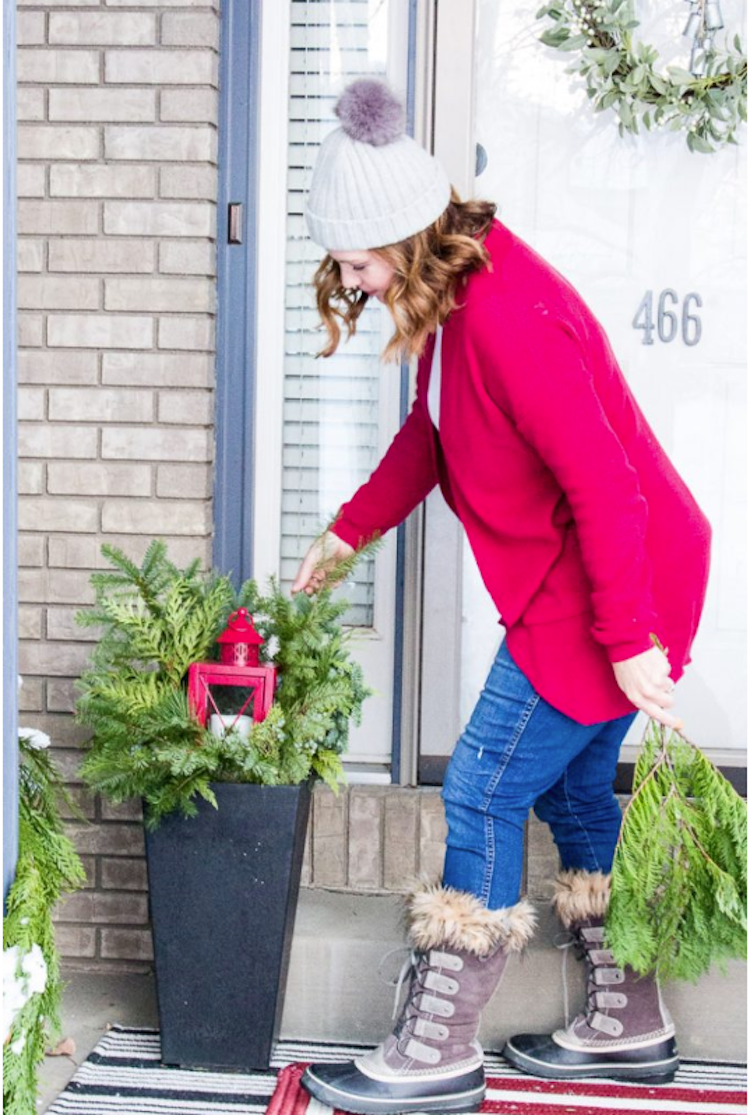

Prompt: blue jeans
xmin=441 ymin=641 xmax=636 ymax=909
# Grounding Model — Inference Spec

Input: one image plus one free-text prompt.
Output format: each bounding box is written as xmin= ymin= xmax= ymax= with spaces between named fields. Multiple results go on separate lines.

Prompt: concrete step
xmin=281 ymin=889 xmax=747 ymax=1062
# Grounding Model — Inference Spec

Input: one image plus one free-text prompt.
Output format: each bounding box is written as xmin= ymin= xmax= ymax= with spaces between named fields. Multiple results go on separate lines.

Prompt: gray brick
xmin=49 ymin=88 xmax=157 ymax=123
xmin=17 ymin=239 xmax=45 ymax=272
xmin=19 ymin=605 xmax=43 ymax=640
xmin=418 ymin=792 xmax=446 ymax=883
xmin=105 ymin=50 xmax=217 ymax=86
xmin=18 ymin=497 xmax=98 ymax=534
xmin=47 ymin=677 xmax=81 ymax=712
xmin=18 ymin=200 xmax=98 ymax=235
xmin=102 ymin=498 xmax=211 ymax=536
xmin=102 ymin=351 xmax=213 ymax=387
xmin=17 ymin=87 xmax=45 ymax=122
xmin=48 ymin=314 xmax=153 ymax=349
xmin=32 ymin=718 xmax=91 ymax=751
xmin=101 ymin=799 xmax=143 ymax=822
xmin=103 ymin=202 xmax=211 ymax=241
xmin=105 ymin=125 xmax=215 ymax=162
xmin=348 ymin=789 xmax=384 ymax=890
xmin=159 ymin=240 xmax=216 ymax=277
xmin=102 ymin=425 xmax=212 ymax=462
xmin=18 ymin=125 xmax=99 ymax=161
xmin=49 ymin=387 xmax=153 ymax=423
xmin=100 ymin=929 xmax=153 ymax=962
xmin=18 ymin=535 xmax=46 ymax=567
xmin=77 ymin=856 xmax=97 ymax=887
xmin=383 ymin=791 xmax=419 ymax=891
xmin=156 ymin=463 xmax=211 ymax=498
xmin=17 ymin=49 xmax=100 ymax=85
xmin=157 ymin=389 xmax=212 ymax=425
xmin=104 ymin=200 xmax=214 ymax=238
xmin=48 ymin=533 xmax=210 ymax=570
xmin=20 ymin=567 xmax=95 ymax=606
xmin=17 ymin=11 xmax=46 ymax=45
xmin=18 ymin=276 xmax=100 ymax=311
xmin=18 ymin=386 xmax=45 ymax=421
xmin=49 ymin=12 xmax=156 ymax=45
xmin=160 ymin=88 xmax=218 ymax=124
xmin=160 ymin=164 xmax=217 ymax=200
xmin=19 ymin=349 xmax=99 ymax=385
xmin=18 ymin=461 xmax=45 ymax=494
xmin=50 ymin=164 xmax=157 ymax=199
xmin=161 ymin=11 xmax=219 ymax=47
xmin=105 ymin=277 xmax=213 ymax=313
xmin=17 ymin=164 xmax=46 ymax=198
xmin=47 ymin=607 xmax=100 ymax=643
xmin=311 ymin=785 xmax=347 ymax=888
xmin=525 ymin=815 xmax=560 ymax=901
xmin=19 ymin=423 xmax=98 ymax=459
xmin=48 ymin=461 xmax=153 ymax=496
xmin=301 ymin=823 xmax=312 ymax=887
xmin=101 ymin=857 xmax=148 ymax=891
xmin=56 ymin=891 xmax=149 ymax=924
xmin=18 ymin=676 xmax=44 ymax=712
xmin=57 ymin=782 xmax=96 ymax=819
xmin=54 ymin=925 xmax=97 ymax=959
xmin=18 ymin=313 xmax=44 ymax=346
xmin=158 ymin=315 xmax=214 ymax=351
xmin=48 ymin=746 xmax=90 ymax=781
xmin=65 ymin=822 xmax=146 ymax=857
xmin=49 ymin=237 xmax=156 ymax=272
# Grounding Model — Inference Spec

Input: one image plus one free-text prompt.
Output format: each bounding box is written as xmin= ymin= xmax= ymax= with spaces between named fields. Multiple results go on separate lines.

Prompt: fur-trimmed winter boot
xmin=503 ymin=869 xmax=679 ymax=1083
xmin=301 ymin=884 xmax=536 ymax=1115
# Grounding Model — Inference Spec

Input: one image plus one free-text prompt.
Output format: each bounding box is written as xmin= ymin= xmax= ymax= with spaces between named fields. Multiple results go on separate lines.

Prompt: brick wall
xmin=16 ymin=0 xmax=220 ymax=971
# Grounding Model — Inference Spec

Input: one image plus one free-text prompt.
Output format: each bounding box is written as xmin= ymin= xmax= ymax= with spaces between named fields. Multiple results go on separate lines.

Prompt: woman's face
xmin=328 ymin=249 xmax=396 ymax=303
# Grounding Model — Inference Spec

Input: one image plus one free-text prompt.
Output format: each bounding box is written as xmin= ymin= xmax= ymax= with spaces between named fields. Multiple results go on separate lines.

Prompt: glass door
xmin=455 ymin=0 xmax=747 ymax=762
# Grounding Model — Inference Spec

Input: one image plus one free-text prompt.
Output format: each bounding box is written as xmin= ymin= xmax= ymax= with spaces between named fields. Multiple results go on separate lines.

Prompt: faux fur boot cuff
xmin=405 ymin=883 xmax=536 ymax=957
xmin=553 ymin=869 xmax=611 ymax=929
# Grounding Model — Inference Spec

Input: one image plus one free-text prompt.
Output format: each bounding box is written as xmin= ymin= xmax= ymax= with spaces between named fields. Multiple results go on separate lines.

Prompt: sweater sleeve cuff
xmin=328 ymin=512 xmax=374 ymax=551
xmin=604 ymin=633 xmax=659 ymax=665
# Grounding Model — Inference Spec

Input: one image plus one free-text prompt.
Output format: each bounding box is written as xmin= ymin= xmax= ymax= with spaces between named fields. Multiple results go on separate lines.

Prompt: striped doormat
xmin=46 ymin=1026 xmax=746 ymax=1115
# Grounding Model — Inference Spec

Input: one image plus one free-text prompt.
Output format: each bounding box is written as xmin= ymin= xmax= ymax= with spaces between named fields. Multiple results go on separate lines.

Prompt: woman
xmin=293 ymin=79 xmax=711 ymax=1114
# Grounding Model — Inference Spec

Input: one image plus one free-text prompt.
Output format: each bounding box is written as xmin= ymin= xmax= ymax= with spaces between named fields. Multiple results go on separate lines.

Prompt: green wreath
xmin=536 ymin=0 xmax=747 ymax=153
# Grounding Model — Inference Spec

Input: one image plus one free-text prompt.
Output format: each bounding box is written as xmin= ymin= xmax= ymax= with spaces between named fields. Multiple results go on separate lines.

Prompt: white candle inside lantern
xmin=210 ymin=713 xmax=252 ymax=741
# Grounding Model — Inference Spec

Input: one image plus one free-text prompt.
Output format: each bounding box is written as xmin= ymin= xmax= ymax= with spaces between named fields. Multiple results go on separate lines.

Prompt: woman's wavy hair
xmin=313 ymin=190 xmax=496 ymax=363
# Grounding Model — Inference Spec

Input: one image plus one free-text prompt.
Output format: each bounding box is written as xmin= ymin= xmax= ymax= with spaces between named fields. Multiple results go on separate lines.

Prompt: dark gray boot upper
xmin=554 ymin=918 xmax=675 ymax=1053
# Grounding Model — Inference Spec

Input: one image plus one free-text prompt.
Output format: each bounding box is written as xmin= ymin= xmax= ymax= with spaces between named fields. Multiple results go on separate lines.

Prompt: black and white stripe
xmin=46 ymin=1027 xmax=747 ymax=1115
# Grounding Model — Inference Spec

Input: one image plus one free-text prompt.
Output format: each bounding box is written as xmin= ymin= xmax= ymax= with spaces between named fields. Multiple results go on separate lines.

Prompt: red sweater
xmin=331 ymin=220 xmax=711 ymax=724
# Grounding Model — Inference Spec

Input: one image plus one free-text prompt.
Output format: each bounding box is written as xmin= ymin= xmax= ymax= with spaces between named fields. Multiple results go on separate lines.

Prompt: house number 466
xmin=633 ymin=290 xmax=702 ymax=347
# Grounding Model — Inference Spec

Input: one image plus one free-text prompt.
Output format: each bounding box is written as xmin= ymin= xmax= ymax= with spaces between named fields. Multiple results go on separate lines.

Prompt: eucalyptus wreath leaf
xmin=536 ymin=1 xmax=747 ymax=152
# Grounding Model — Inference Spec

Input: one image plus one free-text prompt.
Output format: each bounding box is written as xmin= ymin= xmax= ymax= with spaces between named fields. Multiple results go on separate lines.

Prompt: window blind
xmin=281 ymin=0 xmax=393 ymax=626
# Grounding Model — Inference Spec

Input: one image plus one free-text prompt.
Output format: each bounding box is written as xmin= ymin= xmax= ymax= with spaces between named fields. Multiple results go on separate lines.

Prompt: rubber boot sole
xmin=301 ymin=1064 xmax=486 ymax=1115
xmin=502 ymin=1034 xmax=679 ymax=1085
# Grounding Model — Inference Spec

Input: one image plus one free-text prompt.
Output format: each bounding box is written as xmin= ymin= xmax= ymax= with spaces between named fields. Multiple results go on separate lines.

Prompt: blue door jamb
xmin=390 ymin=0 xmax=419 ymax=785
xmin=213 ymin=0 xmax=262 ymax=587
xmin=3 ymin=0 xmax=19 ymax=904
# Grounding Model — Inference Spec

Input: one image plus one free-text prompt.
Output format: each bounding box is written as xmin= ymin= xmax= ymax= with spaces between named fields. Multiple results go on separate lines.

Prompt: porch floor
xmin=40 ymin=889 xmax=747 ymax=1112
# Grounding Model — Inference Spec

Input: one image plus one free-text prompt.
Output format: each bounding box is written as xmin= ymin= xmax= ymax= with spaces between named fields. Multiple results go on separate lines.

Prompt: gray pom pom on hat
xmin=335 ymin=78 xmax=405 ymax=146
xmin=305 ymin=78 xmax=451 ymax=251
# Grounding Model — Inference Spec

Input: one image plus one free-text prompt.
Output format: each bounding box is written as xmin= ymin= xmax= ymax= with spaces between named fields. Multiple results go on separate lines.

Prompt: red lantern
xmin=188 ymin=610 xmax=276 ymax=736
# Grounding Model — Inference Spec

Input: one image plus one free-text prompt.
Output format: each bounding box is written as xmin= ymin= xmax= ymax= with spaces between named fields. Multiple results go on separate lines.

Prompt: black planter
xmin=144 ymin=781 xmax=312 ymax=1072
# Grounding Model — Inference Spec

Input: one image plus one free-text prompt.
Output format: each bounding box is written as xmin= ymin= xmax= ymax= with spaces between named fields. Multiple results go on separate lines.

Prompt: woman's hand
xmin=291 ymin=531 xmax=355 ymax=596
xmin=612 ymin=645 xmax=681 ymax=729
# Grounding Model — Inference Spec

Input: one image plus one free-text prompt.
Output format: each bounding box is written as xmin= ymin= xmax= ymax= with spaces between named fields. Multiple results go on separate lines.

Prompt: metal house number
xmin=632 ymin=290 xmax=703 ymax=346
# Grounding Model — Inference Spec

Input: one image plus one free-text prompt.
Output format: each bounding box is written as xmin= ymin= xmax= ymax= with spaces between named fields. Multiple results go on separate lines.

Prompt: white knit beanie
xmin=305 ymin=79 xmax=451 ymax=251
